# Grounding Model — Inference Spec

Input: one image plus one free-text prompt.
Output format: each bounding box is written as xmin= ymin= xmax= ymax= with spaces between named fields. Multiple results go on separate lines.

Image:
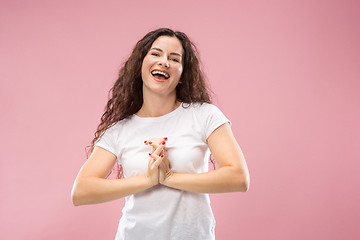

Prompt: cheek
xmin=140 ymin=66 xmax=145 ymax=80
xmin=177 ymin=66 xmax=183 ymax=77
xmin=141 ymin=59 xmax=149 ymax=78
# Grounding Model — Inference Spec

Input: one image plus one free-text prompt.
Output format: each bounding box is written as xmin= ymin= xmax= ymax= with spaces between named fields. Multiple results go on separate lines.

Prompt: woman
xmin=71 ymin=28 xmax=250 ymax=240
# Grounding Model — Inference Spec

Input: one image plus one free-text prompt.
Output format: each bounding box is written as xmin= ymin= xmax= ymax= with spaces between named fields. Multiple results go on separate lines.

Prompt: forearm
xmin=71 ymin=174 xmax=153 ymax=206
xmin=162 ymin=166 xmax=249 ymax=193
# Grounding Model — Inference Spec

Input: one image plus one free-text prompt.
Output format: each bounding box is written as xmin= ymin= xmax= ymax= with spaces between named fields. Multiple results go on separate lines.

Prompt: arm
xmin=160 ymin=123 xmax=250 ymax=193
xmin=71 ymin=145 xmax=164 ymax=206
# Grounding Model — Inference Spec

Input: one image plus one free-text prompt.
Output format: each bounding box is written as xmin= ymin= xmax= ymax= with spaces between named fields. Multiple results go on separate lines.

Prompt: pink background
xmin=1 ymin=0 xmax=359 ymax=239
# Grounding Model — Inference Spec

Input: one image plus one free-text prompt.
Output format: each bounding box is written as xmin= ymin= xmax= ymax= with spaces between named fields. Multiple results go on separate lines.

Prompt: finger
xmin=160 ymin=148 xmax=167 ymax=160
xmin=149 ymin=141 xmax=166 ymax=149
xmin=153 ymin=144 xmax=165 ymax=156
xmin=151 ymin=146 xmax=156 ymax=152
xmin=148 ymin=157 xmax=153 ymax=168
xmin=145 ymin=137 xmax=168 ymax=150
xmin=145 ymin=140 xmax=158 ymax=152
xmin=148 ymin=153 xmax=156 ymax=162
xmin=148 ymin=145 xmax=158 ymax=155
xmin=148 ymin=157 xmax=158 ymax=170
xmin=159 ymin=155 xmax=169 ymax=168
xmin=149 ymin=152 xmax=163 ymax=160
xmin=151 ymin=153 xmax=164 ymax=168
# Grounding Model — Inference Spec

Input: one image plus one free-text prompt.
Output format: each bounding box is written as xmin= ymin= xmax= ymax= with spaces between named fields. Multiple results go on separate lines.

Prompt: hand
xmin=145 ymin=137 xmax=167 ymax=155
xmin=158 ymin=149 xmax=174 ymax=184
xmin=146 ymin=137 xmax=173 ymax=184
xmin=144 ymin=137 xmax=167 ymax=186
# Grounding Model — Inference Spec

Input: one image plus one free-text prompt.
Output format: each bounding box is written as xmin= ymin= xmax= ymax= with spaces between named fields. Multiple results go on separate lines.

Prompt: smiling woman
xmin=71 ymin=28 xmax=250 ymax=240
xmin=140 ymin=36 xmax=184 ymax=107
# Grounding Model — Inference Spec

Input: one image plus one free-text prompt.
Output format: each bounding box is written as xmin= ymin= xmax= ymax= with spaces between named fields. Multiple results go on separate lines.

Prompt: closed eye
xmin=171 ymin=58 xmax=180 ymax=63
xmin=151 ymin=53 xmax=160 ymax=57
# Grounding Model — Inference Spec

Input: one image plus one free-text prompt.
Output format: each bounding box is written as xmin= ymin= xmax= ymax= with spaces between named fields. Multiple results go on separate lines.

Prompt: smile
xmin=151 ymin=69 xmax=170 ymax=81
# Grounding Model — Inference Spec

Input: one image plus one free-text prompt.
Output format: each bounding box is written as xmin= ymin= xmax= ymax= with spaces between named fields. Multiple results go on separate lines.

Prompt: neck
xmin=136 ymin=92 xmax=181 ymax=118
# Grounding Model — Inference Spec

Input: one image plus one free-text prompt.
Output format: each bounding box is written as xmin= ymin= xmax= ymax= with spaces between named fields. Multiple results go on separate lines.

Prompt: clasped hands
xmin=144 ymin=137 xmax=174 ymax=186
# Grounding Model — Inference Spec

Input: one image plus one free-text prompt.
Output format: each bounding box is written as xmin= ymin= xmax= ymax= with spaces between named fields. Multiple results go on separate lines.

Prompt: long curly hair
xmin=87 ymin=28 xmax=213 ymax=177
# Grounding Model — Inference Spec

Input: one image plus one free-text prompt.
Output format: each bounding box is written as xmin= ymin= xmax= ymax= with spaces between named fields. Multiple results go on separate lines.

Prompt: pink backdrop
xmin=1 ymin=0 xmax=359 ymax=239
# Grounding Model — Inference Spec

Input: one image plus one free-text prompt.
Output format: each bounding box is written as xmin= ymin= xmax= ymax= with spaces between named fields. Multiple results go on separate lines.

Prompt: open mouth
xmin=151 ymin=70 xmax=170 ymax=80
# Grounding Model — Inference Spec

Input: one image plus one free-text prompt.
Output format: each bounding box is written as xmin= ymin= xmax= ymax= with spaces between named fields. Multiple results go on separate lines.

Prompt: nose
xmin=159 ymin=56 xmax=170 ymax=68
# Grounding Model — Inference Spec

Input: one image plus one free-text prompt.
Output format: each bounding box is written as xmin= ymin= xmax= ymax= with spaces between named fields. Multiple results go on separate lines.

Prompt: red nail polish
xmin=149 ymin=141 xmax=152 ymax=144
xmin=149 ymin=153 xmax=152 ymax=156
xmin=164 ymin=137 xmax=168 ymax=141
xmin=144 ymin=141 xmax=147 ymax=144
xmin=162 ymin=141 xmax=166 ymax=145
xmin=161 ymin=154 xmax=164 ymax=158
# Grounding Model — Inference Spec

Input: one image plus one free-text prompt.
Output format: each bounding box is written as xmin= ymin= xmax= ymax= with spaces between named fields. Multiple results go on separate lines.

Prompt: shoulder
xmin=181 ymin=102 xmax=220 ymax=111
xmin=102 ymin=117 xmax=133 ymax=135
xmin=182 ymin=102 xmax=224 ymax=116
xmin=180 ymin=102 xmax=228 ymax=124
xmin=180 ymin=102 xmax=230 ymax=140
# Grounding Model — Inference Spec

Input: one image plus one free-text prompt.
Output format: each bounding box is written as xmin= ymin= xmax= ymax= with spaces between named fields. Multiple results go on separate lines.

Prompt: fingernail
xmin=149 ymin=153 xmax=152 ymax=156
xmin=162 ymin=141 xmax=166 ymax=145
xmin=149 ymin=141 xmax=152 ymax=144
xmin=164 ymin=137 xmax=168 ymax=141
xmin=161 ymin=154 xmax=164 ymax=158
xmin=144 ymin=141 xmax=147 ymax=144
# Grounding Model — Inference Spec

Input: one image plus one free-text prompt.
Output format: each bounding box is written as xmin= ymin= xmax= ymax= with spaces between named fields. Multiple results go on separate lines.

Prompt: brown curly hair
xmin=87 ymin=28 xmax=213 ymax=177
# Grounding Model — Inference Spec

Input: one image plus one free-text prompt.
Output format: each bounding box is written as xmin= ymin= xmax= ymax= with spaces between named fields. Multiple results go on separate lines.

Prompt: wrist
xmin=143 ymin=173 xmax=158 ymax=187
xmin=161 ymin=170 xmax=175 ymax=186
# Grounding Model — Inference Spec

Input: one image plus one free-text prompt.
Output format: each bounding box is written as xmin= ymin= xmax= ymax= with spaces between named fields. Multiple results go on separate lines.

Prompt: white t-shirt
xmin=95 ymin=102 xmax=230 ymax=240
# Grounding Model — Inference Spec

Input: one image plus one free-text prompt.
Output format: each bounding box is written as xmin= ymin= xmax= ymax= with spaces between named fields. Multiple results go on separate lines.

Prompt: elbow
xmin=71 ymin=188 xmax=81 ymax=206
xmin=71 ymin=191 xmax=81 ymax=206
xmin=240 ymin=176 xmax=250 ymax=192
xmin=71 ymin=181 xmax=85 ymax=206
xmin=234 ymin=171 xmax=250 ymax=192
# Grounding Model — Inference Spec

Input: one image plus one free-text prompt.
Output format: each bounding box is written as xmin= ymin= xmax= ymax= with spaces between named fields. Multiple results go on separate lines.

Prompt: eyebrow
xmin=150 ymin=47 xmax=182 ymax=58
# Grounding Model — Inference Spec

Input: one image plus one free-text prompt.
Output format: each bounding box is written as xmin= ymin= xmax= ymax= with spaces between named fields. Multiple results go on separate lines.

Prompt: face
xmin=141 ymin=36 xmax=184 ymax=98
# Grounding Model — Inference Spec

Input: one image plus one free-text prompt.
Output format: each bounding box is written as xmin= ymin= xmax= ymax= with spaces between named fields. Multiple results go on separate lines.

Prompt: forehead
xmin=150 ymin=36 xmax=184 ymax=55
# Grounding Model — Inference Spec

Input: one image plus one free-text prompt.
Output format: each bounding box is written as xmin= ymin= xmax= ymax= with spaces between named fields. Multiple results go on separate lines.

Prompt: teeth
xmin=151 ymin=70 xmax=169 ymax=79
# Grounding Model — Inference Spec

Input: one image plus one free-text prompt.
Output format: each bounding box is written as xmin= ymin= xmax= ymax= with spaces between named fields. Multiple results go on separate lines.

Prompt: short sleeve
xmin=94 ymin=124 xmax=118 ymax=157
xmin=202 ymin=103 xmax=231 ymax=140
